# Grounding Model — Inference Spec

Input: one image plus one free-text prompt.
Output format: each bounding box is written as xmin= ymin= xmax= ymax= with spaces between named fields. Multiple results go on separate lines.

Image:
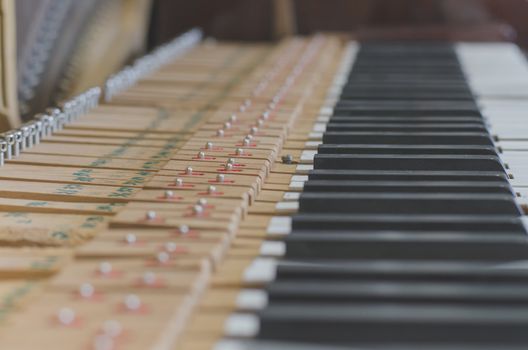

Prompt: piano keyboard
xmin=1 ymin=29 xmax=528 ymax=350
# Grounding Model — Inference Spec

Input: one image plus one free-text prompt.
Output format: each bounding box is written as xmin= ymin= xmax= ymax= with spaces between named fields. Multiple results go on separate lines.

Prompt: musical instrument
xmin=0 ymin=25 xmax=528 ymax=350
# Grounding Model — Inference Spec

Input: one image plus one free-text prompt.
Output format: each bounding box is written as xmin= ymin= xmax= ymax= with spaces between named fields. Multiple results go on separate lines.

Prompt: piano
xmin=1 ymin=2 xmax=528 ymax=349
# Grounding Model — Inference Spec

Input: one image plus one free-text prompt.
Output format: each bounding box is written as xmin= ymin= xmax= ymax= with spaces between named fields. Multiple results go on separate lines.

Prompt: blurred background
xmin=3 ymin=0 xmax=528 ymax=127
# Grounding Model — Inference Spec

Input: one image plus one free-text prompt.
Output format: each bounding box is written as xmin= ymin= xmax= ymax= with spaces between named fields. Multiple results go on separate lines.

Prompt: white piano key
xmin=300 ymin=150 xmax=316 ymax=163
xmin=288 ymin=181 xmax=304 ymax=190
xmin=236 ymin=289 xmax=268 ymax=310
xmin=243 ymin=258 xmax=277 ymax=283
xmin=266 ymin=216 xmax=291 ymax=235
xmin=283 ymin=192 xmax=301 ymax=201
xmin=295 ymin=164 xmax=313 ymax=174
xmin=308 ymin=131 xmax=323 ymax=140
xmin=224 ymin=314 xmax=259 ymax=338
xmin=319 ymin=106 xmax=333 ymax=116
xmin=312 ymin=123 xmax=327 ymax=133
xmin=291 ymin=175 xmax=308 ymax=182
xmin=275 ymin=201 xmax=299 ymax=213
xmin=260 ymin=241 xmax=286 ymax=257
xmin=304 ymin=141 xmax=321 ymax=149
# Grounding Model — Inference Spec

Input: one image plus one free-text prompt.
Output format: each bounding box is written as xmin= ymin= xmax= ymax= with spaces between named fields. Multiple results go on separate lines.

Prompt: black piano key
xmin=328 ymin=116 xmax=484 ymax=123
xmin=316 ymin=144 xmax=496 ymax=155
xmin=301 ymin=181 xmax=513 ymax=195
xmin=313 ymin=154 xmax=505 ymax=171
xmin=297 ymin=193 xmax=521 ymax=215
xmin=323 ymin=123 xmax=486 ymax=132
xmin=257 ymin=303 xmax=528 ymax=345
xmin=266 ymin=280 xmax=528 ymax=305
xmin=291 ymin=214 xmax=526 ymax=232
xmin=306 ymin=170 xmax=510 ymax=182
xmin=275 ymin=260 xmax=528 ymax=283
xmin=283 ymin=232 xmax=528 ymax=260
xmin=307 ymin=170 xmax=510 ymax=182
xmin=321 ymin=132 xmax=494 ymax=145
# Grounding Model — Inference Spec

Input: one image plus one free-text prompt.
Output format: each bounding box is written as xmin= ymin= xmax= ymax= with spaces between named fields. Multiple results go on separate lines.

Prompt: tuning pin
xmin=124 ymin=294 xmax=142 ymax=311
xmin=1 ymin=132 xmax=14 ymax=160
xmin=57 ymin=307 xmax=76 ymax=326
xmin=205 ymin=142 xmax=213 ymax=150
xmin=236 ymin=148 xmax=244 ymax=156
xmin=145 ymin=210 xmax=157 ymax=220
xmin=125 ymin=233 xmax=137 ymax=245
xmin=79 ymin=283 xmax=95 ymax=298
xmin=178 ymin=224 xmax=190 ymax=235
xmin=99 ymin=261 xmax=113 ymax=275
xmin=164 ymin=190 xmax=174 ymax=199
xmin=216 ymin=129 xmax=224 ymax=137
xmin=0 ymin=140 xmax=6 ymax=166
xmin=175 ymin=178 xmax=183 ymax=187
xmin=216 ymin=173 xmax=225 ymax=183
xmin=208 ymin=185 xmax=217 ymax=195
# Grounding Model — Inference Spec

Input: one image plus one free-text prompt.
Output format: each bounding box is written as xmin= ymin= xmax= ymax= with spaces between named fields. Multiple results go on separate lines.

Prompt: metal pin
xmin=197 ymin=151 xmax=206 ymax=159
xmin=164 ymin=190 xmax=174 ymax=199
xmin=175 ymin=178 xmax=183 ymax=187
xmin=225 ymin=163 xmax=233 ymax=171
xmin=197 ymin=198 xmax=207 ymax=206
xmin=124 ymin=294 xmax=141 ymax=311
xmin=261 ymin=111 xmax=270 ymax=120
xmin=164 ymin=242 xmax=178 ymax=252
xmin=179 ymin=224 xmax=190 ymax=235
xmin=236 ymin=148 xmax=244 ymax=156
xmin=2 ymin=133 xmax=14 ymax=160
xmin=125 ymin=233 xmax=137 ymax=245
xmin=79 ymin=283 xmax=95 ymax=298
xmin=224 ymin=122 xmax=231 ymax=130
xmin=99 ymin=261 xmax=113 ymax=275
xmin=229 ymin=114 xmax=237 ymax=123
xmin=142 ymin=272 xmax=156 ymax=286
xmin=216 ymin=173 xmax=225 ymax=183
xmin=13 ymin=131 xmax=22 ymax=157
xmin=227 ymin=158 xmax=236 ymax=165
xmin=57 ymin=308 xmax=76 ymax=326
xmin=205 ymin=142 xmax=213 ymax=150
xmin=146 ymin=210 xmax=157 ymax=220
xmin=250 ymin=126 xmax=258 ymax=135
xmin=33 ymin=121 xmax=42 ymax=145
xmin=208 ymin=185 xmax=217 ymax=194
xmin=102 ymin=320 xmax=123 ymax=338
xmin=193 ymin=204 xmax=204 ymax=215
xmin=216 ymin=129 xmax=224 ymax=137
xmin=185 ymin=166 xmax=193 ymax=175
xmin=157 ymin=251 xmax=170 ymax=264
xmin=256 ymin=119 xmax=264 ymax=127
xmin=0 ymin=140 xmax=6 ymax=166
xmin=243 ymin=138 xmax=251 ymax=147
xmin=19 ymin=126 xmax=30 ymax=151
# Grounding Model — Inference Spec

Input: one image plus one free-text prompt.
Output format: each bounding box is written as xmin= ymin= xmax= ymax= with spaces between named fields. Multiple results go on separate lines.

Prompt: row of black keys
xmin=251 ymin=45 xmax=528 ymax=348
